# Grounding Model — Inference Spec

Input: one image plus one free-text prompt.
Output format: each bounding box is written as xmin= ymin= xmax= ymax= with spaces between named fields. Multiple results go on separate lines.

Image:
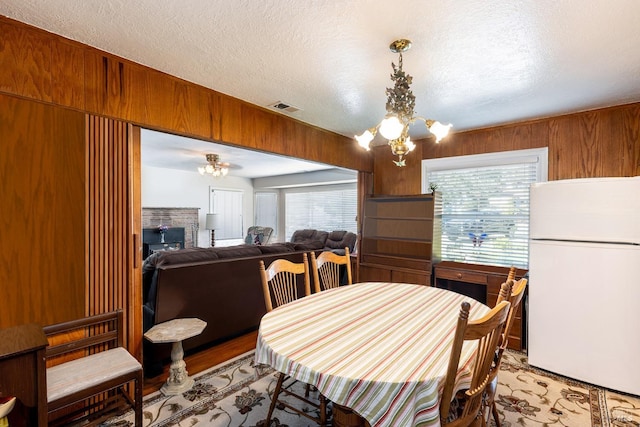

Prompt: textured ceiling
xmin=3 ymin=1 xmax=640 ymax=175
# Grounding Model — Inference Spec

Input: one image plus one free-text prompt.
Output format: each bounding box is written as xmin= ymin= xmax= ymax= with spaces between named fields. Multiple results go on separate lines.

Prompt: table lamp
xmin=205 ymin=213 xmax=221 ymax=247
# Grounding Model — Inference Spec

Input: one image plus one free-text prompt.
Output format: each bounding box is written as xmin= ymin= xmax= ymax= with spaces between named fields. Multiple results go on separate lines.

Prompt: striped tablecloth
xmin=255 ymin=282 xmax=490 ymax=427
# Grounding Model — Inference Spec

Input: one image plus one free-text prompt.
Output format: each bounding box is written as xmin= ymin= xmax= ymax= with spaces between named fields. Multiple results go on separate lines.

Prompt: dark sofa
xmin=142 ymin=242 xmax=316 ymax=375
xmin=290 ymin=229 xmax=356 ymax=255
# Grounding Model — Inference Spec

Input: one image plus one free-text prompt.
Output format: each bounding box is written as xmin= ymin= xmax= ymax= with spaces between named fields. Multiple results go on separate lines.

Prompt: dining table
xmin=254 ymin=281 xmax=491 ymax=427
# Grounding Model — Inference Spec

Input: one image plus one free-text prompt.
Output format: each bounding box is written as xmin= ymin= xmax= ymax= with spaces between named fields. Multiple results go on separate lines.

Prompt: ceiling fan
xmin=197 ymin=153 xmax=231 ymax=177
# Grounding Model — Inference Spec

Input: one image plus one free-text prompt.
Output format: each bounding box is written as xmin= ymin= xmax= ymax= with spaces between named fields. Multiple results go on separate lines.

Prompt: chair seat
xmin=47 ymin=347 xmax=141 ymax=403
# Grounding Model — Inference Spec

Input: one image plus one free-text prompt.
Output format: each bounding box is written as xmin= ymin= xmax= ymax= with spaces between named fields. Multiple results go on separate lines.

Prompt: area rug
xmin=102 ymin=350 xmax=640 ymax=426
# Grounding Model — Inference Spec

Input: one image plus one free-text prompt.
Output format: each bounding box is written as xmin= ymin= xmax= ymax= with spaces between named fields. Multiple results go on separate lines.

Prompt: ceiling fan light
xmin=429 ymin=121 xmax=452 ymax=143
xmin=221 ymin=167 xmax=229 ymax=176
xmin=379 ymin=116 xmax=404 ymax=140
xmin=198 ymin=166 xmax=206 ymax=175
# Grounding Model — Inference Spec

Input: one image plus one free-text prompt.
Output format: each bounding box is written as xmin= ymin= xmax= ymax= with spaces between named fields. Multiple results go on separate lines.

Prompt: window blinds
xmin=427 ymin=159 xmax=540 ymax=268
xmin=284 ymin=185 xmax=357 ymax=241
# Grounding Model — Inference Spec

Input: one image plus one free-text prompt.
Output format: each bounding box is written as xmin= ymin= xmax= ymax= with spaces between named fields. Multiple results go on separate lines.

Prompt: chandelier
xmin=198 ymin=154 xmax=229 ymax=177
xmin=355 ymin=39 xmax=452 ymax=167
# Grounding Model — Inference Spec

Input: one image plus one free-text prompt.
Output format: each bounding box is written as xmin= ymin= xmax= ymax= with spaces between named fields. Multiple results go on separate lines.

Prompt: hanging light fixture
xmin=198 ymin=154 xmax=229 ymax=177
xmin=355 ymin=39 xmax=452 ymax=167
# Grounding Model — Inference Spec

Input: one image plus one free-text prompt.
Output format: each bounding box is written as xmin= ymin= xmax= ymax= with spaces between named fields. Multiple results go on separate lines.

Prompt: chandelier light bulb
xmin=406 ymin=136 xmax=415 ymax=152
xmin=379 ymin=116 xmax=404 ymax=140
xmin=198 ymin=166 xmax=205 ymax=175
xmin=355 ymin=130 xmax=375 ymax=150
xmin=429 ymin=121 xmax=453 ymax=143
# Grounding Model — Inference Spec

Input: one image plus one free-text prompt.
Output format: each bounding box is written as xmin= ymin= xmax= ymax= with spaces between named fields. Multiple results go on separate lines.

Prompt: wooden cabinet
xmin=359 ymin=194 xmax=441 ymax=286
xmin=0 ymin=324 xmax=48 ymax=427
xmin=434 ymin=261 xmax=528 ymax=350
xmin=142 ymin=227 xmax=185 ymax=259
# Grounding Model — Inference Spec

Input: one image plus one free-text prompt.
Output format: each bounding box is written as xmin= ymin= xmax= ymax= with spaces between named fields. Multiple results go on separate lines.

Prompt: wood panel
xmin=372 ymin=141 xmax=423 ymax=195
xmin=0 ymin=94 xmax=85 ymax=328
xmin=0 ymin=20 xmax=53 ymax=102
xmin=129 ymin=126 xmax=143 ymax=360
xmin=0 ymin=17 xmax=371 ymax=173
xmin=86 ymin=116 xmax=141 ymax=359
xmin=51 ymin=38 xmax=86 ymax=109
xmin=418 ymin=103 xmax=640 ymax=186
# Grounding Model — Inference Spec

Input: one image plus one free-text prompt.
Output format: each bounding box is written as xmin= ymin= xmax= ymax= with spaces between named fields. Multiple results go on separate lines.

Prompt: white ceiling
xmin=3 ymin=1 xmax=640 ymax=176
xmin=141 ymin=129 xmax=340 ymax=178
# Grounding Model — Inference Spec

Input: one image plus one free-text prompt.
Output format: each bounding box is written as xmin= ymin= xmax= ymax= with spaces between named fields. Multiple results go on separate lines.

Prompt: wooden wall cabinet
xmin=0 ymin=324 xmax=48 ymax=427
xmin=434 ymin=261 xmax=528 ymax=350
xmin=359 ymin=194 xmax=441 ymax=286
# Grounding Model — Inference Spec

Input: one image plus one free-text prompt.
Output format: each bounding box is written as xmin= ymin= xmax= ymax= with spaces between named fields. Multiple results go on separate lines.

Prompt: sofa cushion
xmin=290 ymin=229 xmax=329 ymax=246
xmin=144 ymin=248 xmax=220 ymax=268
xmin=258 ymin=243 xmax=295 ymax=254
xmin=293 ymin=241 xmax=325 ymax=251
xmin=214 ymin=246 xmax=263 ymax=259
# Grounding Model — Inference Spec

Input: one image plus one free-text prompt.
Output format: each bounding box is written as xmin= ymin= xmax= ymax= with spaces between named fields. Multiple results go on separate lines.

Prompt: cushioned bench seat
xmin=44 ymin=311 xmax=143 ymax=426
xmin=47 ymin=347 xmax=141 ymax=403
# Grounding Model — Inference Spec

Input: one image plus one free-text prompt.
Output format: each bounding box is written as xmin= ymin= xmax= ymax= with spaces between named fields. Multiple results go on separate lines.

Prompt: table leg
xmin=160 ymin=340 xmax=194 ymax=395
xmin=333 ymin=404 xmax=370 ymax=427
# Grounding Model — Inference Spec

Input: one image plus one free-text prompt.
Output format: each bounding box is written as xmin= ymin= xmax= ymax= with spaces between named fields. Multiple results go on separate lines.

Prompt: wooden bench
xmin=43 ymin=310 xmax=142 ymax=426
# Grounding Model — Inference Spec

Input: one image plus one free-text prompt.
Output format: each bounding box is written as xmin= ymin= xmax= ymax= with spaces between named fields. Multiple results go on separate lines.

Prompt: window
xmin=422 ymin=148 xmax=547 ymax=268
xmin=284 ymin=184 xmax=357 ymax=241
xmin=254 ymin=191 xmax=278 ymax=234
xmin=210 ymin=188 xmax=243 ymax=240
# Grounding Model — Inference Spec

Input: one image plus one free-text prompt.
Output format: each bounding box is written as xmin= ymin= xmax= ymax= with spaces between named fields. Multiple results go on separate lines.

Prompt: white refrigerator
xmin=528 ymin=176 xmax=640 ymax=395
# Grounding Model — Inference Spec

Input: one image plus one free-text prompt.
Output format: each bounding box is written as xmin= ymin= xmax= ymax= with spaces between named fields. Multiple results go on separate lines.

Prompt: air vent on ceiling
xmin=268 ymin=101 xmax=301 ymax=113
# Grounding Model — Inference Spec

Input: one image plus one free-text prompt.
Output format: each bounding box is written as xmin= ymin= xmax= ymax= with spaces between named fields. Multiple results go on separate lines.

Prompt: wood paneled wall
xmin=0 ymin=94 xmax=85 ymax=327
xmin=86 ymin=116 xmax=142 ymax=358
xmin=0 ymin=17 xmax=371 ymax=173
xmin=373 ymin=103 xmax=640 ymax=195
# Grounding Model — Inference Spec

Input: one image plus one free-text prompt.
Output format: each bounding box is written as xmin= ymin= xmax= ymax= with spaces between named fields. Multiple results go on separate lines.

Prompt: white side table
xmin=144 ymin=318 xmax=207 ymax=395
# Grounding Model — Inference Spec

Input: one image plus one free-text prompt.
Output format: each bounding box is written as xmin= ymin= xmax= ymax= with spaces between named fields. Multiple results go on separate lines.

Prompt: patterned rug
xmin=103 ymin=350 xmax=640 ymax=426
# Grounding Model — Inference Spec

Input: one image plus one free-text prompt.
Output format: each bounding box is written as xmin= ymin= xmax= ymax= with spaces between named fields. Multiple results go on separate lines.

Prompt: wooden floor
xmin=143 ymin=330 xmax=258 ymax=396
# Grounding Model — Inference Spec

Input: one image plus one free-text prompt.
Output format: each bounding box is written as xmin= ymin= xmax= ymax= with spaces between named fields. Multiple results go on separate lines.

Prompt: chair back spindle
xmin=259 ymin=254 xmax=310 ymax=312
xmin=310 ymin=248 xmax=352 ymax=293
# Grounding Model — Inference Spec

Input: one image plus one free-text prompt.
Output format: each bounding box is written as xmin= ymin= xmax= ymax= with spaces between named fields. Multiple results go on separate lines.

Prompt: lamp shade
xmin=205 ymin=213 xmax=221 ymax=230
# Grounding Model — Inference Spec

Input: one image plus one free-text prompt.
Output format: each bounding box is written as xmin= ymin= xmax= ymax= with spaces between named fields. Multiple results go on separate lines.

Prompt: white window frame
xmin=422 ymin=148 xmax=548 ymax=268
xmin=283 ymin=183 xmax=357 ymax=242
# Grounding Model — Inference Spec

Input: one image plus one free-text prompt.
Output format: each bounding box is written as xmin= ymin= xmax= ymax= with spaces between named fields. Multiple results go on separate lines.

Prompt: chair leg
xmin=491 ymin=401 xmax=501 ymax=427
xmin=134 ymin=371 xmax=143 ymax=427
xmin=264 ymin=372 xmax=285 ymax=426
xmin=319 ymin=394 xmax=327 ymax=426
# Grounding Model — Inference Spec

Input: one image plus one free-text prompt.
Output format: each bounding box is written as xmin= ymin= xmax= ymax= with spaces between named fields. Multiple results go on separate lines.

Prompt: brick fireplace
xmin=142 ymin=207 xmax=200 ymax=248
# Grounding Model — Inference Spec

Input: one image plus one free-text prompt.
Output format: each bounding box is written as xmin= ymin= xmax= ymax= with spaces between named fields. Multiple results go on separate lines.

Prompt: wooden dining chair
xmin=259 ymin=253 xmax=328 ymax=426
xmin=259 ymin=254 xmax=311 ymax=312
xmin=484 ymin=276 xmax=529 ymax=427
xmin=440 ymin=300 xmax=511 ymax=427
xmin=310 ymin=247 xmax=352 ymax=293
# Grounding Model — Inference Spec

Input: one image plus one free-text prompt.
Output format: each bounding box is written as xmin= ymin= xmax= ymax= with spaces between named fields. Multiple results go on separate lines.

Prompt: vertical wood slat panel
xmin=86 ymin=115 xmax=139 ymax=355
